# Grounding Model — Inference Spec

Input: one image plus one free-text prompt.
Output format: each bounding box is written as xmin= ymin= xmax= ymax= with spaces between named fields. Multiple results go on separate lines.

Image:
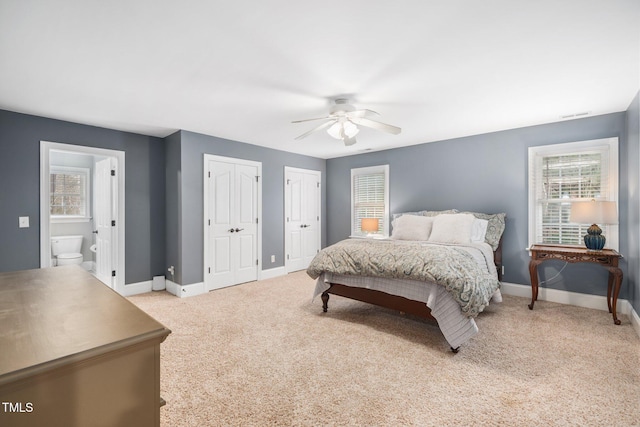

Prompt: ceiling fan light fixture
xmin=326 ymin=122 xmax=343 ymax=139
xmin=343 ymin=121 xmax=359 ymax=138
xmin=327 ymin=121 xmax=359 ymax=140
xmin=293 ymin=99 xmax=399 ymax=146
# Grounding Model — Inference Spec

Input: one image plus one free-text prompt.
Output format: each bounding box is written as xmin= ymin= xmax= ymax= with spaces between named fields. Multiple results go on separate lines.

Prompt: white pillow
xmin=391 ymin=215 xmax=434 ymax=241
xmin=428 ymin=213 xmax=475 ymax=244
xmin=471 ymin=218 xmax=489 ymax=243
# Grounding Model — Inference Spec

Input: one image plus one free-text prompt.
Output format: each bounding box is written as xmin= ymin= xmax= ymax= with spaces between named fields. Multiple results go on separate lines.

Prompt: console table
xmin=0 ymin=266 xmax=171 ymax=427
xmin=528 ymin=244 xmax=623 ymax=324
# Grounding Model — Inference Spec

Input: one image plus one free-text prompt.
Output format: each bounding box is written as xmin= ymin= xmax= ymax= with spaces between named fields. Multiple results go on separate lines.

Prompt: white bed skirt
xmin=314 ymin=273 xmax=501 ymax=349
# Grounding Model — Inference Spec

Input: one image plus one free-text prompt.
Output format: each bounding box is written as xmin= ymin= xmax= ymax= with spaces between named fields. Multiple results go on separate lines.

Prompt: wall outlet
xmin=271 ymin=255 xmax=275 ymax=263
xmin=19 ymin=216 xmax=29 ymax=228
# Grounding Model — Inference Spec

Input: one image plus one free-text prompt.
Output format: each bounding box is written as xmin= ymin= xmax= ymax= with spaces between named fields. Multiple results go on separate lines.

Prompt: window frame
xmin=50 ymin=165 xmax=91 ymax=223
xmin=350 ymin=164 xmax=390 ymax=237
xmin=528 ymin=137 xmax=619 ymax=250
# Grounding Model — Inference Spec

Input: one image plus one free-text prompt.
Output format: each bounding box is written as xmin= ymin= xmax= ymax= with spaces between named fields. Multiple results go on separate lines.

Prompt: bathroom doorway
xmin=40 ymin=141 xmax=125 ymax=293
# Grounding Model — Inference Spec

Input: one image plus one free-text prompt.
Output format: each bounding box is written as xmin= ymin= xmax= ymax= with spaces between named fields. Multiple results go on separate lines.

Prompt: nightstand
xmin=528 ymin=244 xmax=623 ymax=325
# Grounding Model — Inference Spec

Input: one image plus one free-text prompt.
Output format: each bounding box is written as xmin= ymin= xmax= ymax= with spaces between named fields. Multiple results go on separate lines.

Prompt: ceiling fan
xmin=292 ymin=99 xmax=401 ymax=146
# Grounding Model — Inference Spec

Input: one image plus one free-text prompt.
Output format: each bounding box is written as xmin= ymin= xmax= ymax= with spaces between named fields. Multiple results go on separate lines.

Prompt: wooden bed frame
xmin=320 ymin=238 xmax=503 ymax=352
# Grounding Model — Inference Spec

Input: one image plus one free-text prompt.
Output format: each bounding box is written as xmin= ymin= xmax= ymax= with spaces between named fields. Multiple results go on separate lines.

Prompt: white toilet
xmin=51 ymin=235 xmax=84 ymax=266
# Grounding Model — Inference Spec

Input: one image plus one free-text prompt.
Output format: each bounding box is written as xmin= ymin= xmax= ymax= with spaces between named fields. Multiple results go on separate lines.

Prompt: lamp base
xmin=584 ymin=223 xmax=606 ymax=250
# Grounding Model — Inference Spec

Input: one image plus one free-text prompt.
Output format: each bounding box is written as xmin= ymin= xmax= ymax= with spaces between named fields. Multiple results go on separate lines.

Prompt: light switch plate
xmin=19 ymin=216 xmax=29 ymax=228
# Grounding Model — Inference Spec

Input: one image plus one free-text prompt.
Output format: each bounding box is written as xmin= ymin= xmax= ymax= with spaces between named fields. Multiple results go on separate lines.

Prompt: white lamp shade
xmin=570 ymin=200 xmax=618 ymax=224
xmin=342 ymin=121 xmax=359 ymax=138
xmin=326 ymin=122 xmax=343 ymax=139
xmin=361 ymin=218 xmax=380 ymax=233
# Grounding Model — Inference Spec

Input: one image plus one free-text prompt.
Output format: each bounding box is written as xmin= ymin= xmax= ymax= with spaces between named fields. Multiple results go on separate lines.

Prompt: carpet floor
xmin=128 ymin=271 xmax=640 ymax=426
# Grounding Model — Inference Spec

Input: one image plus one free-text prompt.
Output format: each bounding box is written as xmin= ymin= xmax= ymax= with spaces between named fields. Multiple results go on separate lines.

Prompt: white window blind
xmin=528 ymin=138 xmax=618 ymax=249
xmin=351 ymin=165 xmax=389 ymax=236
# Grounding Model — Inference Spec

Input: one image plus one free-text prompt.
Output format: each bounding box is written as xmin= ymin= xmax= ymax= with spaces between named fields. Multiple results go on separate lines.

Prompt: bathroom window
xmin=50 ymin=166 xmax=90 ymax=221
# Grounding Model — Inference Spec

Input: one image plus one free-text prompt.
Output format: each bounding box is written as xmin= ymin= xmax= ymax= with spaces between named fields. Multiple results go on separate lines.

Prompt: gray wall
xmin=165 ymin=131 xmax=182 ymax=283
xmin=167 ymin=130 xmax=326 ymax=286
xmin=1 ymin=102 xmax=637 ymax=306
xmin=626 ymin=91 xmax=640 ymax=313
xmin=326 ymin=112 xmax=632 ymax=299
xmin=0 ymin=109 xmax=166 ymax=284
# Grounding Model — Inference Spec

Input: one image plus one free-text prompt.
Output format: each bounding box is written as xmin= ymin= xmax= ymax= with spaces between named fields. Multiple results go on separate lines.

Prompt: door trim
xmin=284 ymin=166 xmax=321 ymax=274
xmin=203 ymin=154 xmax=262 ymax=290
xmin=40 ymin=141 xmax=125 ymax=293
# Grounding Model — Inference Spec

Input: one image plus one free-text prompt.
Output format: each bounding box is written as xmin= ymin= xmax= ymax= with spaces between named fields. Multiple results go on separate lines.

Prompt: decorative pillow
xmin=460 ymin=212 xmax=506 ymax=250
xmin=391 ymin=215 xmax=434 ymax=241
xmin=391 ymin=211 xmax=423 ymax=222
xmin=428 ymin=213 xmax=475 ymax=244
xmin=420 ymin=209 xmax=459 ymax=217
xmin=391 ymin=209 xmax=458 ymax=222
xmin=471 ymin=218 xmax=489 ymax=243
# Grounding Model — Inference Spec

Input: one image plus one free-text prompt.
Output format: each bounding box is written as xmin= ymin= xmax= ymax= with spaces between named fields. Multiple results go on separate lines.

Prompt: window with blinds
xmin=50 ymin=166 xmax=90 ymax=219
xmin=528 ymin=138 xmax=618 ymax=249
xmin=351 ymin=165 xmax=389 ymax=236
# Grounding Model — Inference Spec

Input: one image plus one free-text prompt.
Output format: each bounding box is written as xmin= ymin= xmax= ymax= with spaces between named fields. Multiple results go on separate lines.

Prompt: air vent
xmin=560 ymin=111 xmax=591 ymax=120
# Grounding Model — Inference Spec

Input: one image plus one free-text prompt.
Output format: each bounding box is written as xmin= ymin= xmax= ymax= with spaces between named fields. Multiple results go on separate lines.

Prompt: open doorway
xmin=40 ymin=141 xmax=125 ymax=293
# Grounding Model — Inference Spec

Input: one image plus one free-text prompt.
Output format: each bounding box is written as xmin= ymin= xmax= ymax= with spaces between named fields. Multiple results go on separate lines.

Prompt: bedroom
xmin=0 ymin=1 xmax=639 ymax=425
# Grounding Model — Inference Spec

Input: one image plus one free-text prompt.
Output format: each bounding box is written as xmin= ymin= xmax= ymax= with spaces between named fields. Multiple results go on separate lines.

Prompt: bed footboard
xmin=321 ymin=283 xmax=437 ymax=322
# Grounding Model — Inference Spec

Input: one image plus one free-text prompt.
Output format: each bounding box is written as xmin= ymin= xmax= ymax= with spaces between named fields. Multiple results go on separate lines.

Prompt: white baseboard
xmin=631 ymin=305 xmax=640 ymax=339
xmin=261 ymin=266 xmax=287 ymax=280
xmin=120 ymin=280 xmax=152 ymax=296
xmin=501 ymin=282 xmax=640 ymax=339
xmin=165 ymin=279 xmax=179 ymax=296
xmin=134 ymin=267 xmax=287 ymax=298
xmin=165 ymin=280 xmax=205 ymax=298
xmin=122 ymin=278 xmax=206 ymax=298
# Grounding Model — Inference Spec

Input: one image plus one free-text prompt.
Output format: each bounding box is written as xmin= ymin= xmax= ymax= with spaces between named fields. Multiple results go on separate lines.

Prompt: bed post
xmin=321 ymin=291 xmax=330 ymax=312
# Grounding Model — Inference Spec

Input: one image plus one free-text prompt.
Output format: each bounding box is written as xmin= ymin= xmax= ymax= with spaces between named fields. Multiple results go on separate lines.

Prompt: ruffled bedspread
xmin=307 ymin=239 xmax=500 ymax=317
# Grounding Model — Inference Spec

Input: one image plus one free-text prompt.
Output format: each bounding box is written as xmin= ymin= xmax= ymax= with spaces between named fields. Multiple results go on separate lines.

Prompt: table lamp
xmin=570 ymin=200 xmax=617 ymax=250
xmin=361 ymin=218 xmax=380 ymax=237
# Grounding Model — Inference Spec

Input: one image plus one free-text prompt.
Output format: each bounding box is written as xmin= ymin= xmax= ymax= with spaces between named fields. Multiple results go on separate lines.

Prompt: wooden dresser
xmin=0 ymin=266 xmax=171 ymax=427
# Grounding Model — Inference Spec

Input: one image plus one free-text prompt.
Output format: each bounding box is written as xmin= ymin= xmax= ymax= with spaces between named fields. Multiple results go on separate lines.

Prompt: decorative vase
xmin=584 ymin=224 xmax=606 ymax=251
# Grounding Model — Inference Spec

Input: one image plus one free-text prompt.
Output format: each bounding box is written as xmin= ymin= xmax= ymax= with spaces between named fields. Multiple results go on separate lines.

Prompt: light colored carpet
xmin=128 ymin=271 xmax=640 ymax=427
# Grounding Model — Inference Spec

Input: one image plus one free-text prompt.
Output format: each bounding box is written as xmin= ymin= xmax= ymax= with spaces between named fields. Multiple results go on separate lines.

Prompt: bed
xmin=307 ymin=210 xmax=506 ymax=352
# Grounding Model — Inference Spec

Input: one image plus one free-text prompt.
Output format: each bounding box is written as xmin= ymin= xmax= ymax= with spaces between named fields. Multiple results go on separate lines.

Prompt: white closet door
xmin=301 ymin=172 xmax=320 ymax=267
xmin=234 ymin=163 xmax=259 ymax=285
xmin=286 ymin=170 xmax=305 ymax=272
xmin=206 ymin=158 xmax=259 ymax=291
xmin=285 ymin=168 xmax=321 ymax=272
xmin=208 ymin=160 xmax=235 ymax=288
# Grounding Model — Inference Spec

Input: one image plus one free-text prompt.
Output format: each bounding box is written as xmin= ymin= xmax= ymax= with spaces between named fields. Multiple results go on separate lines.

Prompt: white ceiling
xmin=0 ymin=1 xmax=638 ymax=159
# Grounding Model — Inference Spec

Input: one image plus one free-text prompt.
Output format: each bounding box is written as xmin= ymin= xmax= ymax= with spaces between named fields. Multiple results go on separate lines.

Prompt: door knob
xmin=92 ymin=230 xmax=99 ymax=234
xmin=234 ymin=228 xmax=244 ymax=232
xmin=228 ymin=228 xmax=235 ymax=233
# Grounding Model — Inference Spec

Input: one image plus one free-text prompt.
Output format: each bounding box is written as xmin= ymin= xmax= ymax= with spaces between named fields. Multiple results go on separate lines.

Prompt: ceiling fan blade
xmin=294 ymin=119 xmax=336 ymax=140
xmin=291 ymin=116 xmax=331 ymax=123
xmin=346 ymin=109 xmax=379 ymax=118
xmin=343 ymin=136 xmax=357 ymax=146
xmin=349 ymin=117 xmax=401 ymax=135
